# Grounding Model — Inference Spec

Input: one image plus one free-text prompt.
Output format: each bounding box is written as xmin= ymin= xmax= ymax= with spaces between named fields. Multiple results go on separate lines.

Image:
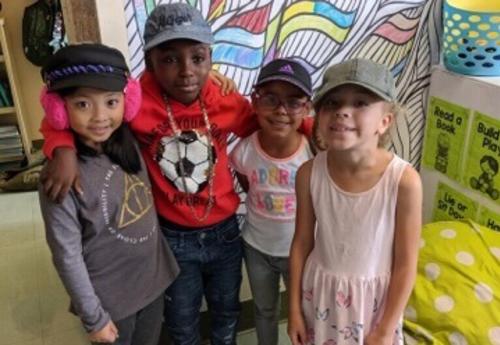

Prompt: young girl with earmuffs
xmin=37 ymin=43 xmax=179 ymax=345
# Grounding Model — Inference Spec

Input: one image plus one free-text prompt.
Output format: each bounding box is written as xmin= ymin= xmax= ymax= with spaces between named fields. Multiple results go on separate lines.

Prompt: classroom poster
xmin=464 ymin=112 xmax=500 ymax=204
xmin=420 ymin=68 xmax=500 ymax=227
xmin=478 ymin=206 xmax=500 ymax=232
xmin=432 ymin=182 xmax=478 ymax=222
xmin=422 ymin=97 xmax=470 ymax=181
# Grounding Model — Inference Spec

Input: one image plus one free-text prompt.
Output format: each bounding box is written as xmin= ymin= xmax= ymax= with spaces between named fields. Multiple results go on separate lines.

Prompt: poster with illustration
xmin=432 ymin=182 xmax=478 ymax=222
xmin=478 ymin=206 xmax=500 ymax=232
xmin=464 ymin=112 xmax=500 ymax=203
xmin=422 ymin=97 xmax=470 ymax=182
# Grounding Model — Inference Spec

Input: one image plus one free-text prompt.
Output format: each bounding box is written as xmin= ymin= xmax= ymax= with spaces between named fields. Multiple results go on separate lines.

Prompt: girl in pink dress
xmin=288 ymin=58 xmax=422 ymax=345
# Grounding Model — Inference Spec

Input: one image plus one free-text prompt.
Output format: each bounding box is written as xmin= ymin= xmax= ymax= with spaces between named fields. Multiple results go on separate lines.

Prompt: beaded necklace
xmin=163 ymin=95 xmax=216 ymax=223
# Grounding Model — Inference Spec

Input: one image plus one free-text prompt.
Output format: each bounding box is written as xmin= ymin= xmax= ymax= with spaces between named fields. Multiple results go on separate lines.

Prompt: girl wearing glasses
xmin=230 ymin=58 xmax=314 ymax=345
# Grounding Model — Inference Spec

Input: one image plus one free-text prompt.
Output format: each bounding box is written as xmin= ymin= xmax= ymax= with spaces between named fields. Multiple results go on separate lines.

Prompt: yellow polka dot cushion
xmin=403 ymin=220 xmax=500 ymax=344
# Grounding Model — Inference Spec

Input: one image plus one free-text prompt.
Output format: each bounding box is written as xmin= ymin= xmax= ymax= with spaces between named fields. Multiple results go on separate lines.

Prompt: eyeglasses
xmin=254 ymin=93 xmax=309 ymax=115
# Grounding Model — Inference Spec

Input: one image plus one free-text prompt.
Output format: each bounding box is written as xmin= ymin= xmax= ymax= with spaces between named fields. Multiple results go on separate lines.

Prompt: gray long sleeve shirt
xmin=38 ymin=153 xmax=179 ymax=333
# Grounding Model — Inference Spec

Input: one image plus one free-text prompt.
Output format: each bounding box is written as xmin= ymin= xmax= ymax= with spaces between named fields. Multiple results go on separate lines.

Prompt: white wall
xmin=94 ymin=0 xmax=130 ymax=62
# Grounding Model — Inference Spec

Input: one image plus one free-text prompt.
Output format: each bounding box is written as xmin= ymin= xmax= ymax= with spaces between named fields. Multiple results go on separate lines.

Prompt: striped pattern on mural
xmin=123 ymin=0 xmax=442 ymax=166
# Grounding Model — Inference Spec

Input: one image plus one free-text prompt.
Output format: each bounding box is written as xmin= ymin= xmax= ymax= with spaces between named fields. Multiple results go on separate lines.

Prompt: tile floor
xmin=237 ymin=323 xmax=291 ymax=345
xmin=0 ymin=191 xmax=291 ymax=345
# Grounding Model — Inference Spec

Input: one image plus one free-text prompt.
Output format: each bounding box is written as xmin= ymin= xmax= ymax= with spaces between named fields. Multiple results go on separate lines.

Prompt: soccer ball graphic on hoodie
xmin=156 ymin=130 xmax=217 ymax=193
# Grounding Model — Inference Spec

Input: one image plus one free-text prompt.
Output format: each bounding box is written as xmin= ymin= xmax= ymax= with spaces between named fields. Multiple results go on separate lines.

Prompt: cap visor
xmin=144 ymin=30 xmax=214 ymax=51
xmin=49 ymin=74 xmax=127 ymax=92
xmin=256 ymin=75 xmax=312 ymax=97
xmin=314 ymin=80 xmax=393 ymax=106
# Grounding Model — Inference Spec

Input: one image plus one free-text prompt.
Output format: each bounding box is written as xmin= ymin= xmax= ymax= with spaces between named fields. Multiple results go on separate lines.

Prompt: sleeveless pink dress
xmin=301 ymin=151 xmax=408 ymax=345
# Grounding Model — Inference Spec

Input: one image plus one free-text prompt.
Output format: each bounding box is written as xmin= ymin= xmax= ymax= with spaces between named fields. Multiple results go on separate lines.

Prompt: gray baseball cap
xmin=143 ymin=3 xmax=214 ymax=51
xmin=314 ymin=58 xmax=396 ymax=106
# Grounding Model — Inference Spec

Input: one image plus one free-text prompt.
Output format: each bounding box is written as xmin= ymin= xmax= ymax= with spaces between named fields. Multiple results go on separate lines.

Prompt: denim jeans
xmin=243 ymin=241 xmax=289 ymax=345
xmin=161 ymin=215 xmax=243 ymax=345
xmin=91 ymin=294 xmax=164 ymax=345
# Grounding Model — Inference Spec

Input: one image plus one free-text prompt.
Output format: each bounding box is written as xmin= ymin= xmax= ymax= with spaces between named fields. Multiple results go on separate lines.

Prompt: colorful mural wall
xmin=124 ymin=0 xmax=442 ymax=166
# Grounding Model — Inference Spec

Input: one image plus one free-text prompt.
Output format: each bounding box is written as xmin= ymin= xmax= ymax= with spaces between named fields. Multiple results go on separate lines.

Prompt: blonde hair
xmin=312 ymin=100 xmax=407 ymax=151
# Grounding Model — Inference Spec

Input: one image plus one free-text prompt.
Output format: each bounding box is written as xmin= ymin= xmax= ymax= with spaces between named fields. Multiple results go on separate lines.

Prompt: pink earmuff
xmin=40 ymin=78 xmax=142 ymax=130
xmin=123 ymin=78 xmax=141 ymax=122
xmin=40 ymin=86 xmax=68 ymax=130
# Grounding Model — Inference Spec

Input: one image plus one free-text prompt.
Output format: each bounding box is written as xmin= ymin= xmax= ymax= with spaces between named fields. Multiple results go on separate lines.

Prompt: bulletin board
xmin=421 ymin=66 xmax=500 ymax=231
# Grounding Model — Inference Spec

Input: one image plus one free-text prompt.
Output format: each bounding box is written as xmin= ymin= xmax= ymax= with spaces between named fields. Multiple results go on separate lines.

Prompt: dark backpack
xmin=22 ymin=0 xmax=65 ymax=66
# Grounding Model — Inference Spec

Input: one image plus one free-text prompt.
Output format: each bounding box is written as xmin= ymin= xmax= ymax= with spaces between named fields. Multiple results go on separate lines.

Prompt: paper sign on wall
xmin=478 ymin=206 xmax=500 ymax=232
xmin=464 ymin=112 xmax=500 ymax=203
xmin=422 ymin=97 xmax=470 ymax=181
xmin=432 ymin=182 xmax=478 ymax=222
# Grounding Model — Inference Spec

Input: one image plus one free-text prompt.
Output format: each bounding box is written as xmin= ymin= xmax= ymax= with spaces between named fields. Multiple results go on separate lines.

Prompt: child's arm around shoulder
xmin=223 ymin=90 xmax=259 ymax=138
xmin=40 ymin=117 xmax=75 ymax=158
xmin=300 ymin=116 xmax=314 ymax=138
xmin=288 ymin=159 xmax=316 ymax=345
xmin=40 ymin=118 xmax=81 ymax=202
xmin=365 ymin=164 xmax=422 ymax=345
xmin=209 ymin=69 xmax=237 ymax=96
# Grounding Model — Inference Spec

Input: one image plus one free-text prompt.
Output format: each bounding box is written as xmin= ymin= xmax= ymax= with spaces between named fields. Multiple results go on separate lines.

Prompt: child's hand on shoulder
xmin=88 ymin=320 xmax=118 ymax=343
xmin=40 ymin=147 xmax=82 ymax=203
xmin=209 ymin=70 xmax=237 ymax=95
xmin=364 ymin=327 xmax=394 ymax=345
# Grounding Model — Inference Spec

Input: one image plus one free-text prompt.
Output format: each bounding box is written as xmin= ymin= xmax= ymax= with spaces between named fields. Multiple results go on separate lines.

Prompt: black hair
xmin=58 ymin=87 xmax=142 ymax=174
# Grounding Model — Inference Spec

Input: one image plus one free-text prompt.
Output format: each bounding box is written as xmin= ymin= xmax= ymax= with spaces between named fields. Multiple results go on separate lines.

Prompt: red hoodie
xmin=41 ymin=71 xmax=257 ymax=227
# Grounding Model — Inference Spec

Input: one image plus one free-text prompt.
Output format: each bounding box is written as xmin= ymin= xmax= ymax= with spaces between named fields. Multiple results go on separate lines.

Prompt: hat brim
xmin=143 ymin=30 xmax=214 ymax=51
xmin=48 ymin=74 xmax=127 ymax=92
xmin=256 ymin=75 xmax=312 ymax=97
xmin=313 ymin=80 xmax=394 ymax=107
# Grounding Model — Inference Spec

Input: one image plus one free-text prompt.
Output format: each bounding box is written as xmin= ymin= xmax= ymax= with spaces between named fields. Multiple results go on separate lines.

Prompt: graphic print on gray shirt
xmin=39 ymin=153 xmax=179 ymax=333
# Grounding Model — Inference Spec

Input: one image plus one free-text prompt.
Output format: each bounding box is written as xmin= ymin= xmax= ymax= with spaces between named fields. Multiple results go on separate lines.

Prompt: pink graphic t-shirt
xmin=230 ymin=131 xmax=313 ymax=257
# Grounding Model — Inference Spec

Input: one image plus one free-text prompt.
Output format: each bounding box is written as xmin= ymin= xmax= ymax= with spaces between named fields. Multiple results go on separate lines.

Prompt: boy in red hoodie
xmin=40 ymin=3 xmax=258 ymax=344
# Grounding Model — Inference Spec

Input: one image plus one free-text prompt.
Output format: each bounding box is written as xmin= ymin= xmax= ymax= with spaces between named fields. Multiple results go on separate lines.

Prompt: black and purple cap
xmin=41 ymin=43 xmax=129 ymax=92
xmin=255 ymin=58 xmax=312 ymax=97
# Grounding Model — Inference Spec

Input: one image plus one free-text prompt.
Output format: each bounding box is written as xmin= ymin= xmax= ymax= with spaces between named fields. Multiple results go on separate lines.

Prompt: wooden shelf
xmin=0 ymin=106 xmax=14 ymax=115
xmin=0 ymin=18 xmax=32 ymax=163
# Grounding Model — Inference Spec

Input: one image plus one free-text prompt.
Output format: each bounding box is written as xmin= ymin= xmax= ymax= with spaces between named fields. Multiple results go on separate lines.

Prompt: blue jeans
xmin=161 ymin=215 xmax=243 ymax=345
